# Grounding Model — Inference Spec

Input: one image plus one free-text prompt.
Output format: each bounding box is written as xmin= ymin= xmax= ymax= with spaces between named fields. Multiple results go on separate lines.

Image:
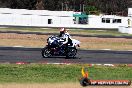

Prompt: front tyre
xmin=41 ymin=46 xmax=52 ymax=58
xmin=66 ymin=47 xmax=77 ymax=58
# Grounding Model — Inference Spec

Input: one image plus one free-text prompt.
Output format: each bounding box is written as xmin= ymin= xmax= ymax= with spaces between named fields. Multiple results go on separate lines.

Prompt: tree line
xmin=0 ymin=0 xmax=132 ymax=15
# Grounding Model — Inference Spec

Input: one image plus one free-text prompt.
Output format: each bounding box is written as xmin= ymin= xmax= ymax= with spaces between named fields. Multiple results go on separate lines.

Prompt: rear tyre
xmin=41 ymin=46 xmax=52 ymax=58
xmin=66 ymin=47 xmax=77 ymax=58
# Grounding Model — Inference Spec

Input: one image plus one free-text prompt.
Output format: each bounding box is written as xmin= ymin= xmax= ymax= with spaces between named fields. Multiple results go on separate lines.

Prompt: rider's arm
xmin=62 ymin=34 xmax=69 ymax=44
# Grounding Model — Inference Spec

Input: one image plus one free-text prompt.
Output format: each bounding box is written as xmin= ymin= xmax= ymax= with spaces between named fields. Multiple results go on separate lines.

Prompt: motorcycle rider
xmin=59 ymin=28 xmax=73 ymax=58
xmin=59 ymin=28 xmax=72 ymax=46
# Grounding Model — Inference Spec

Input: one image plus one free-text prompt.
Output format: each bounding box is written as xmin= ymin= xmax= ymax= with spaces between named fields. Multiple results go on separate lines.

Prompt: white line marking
xmin=104 ymin=64 xmax=114 ymax=66
xmin=13 ymin=46 xmax=24 ymax=47
xmin=100 ymin=49 xmax=111 ymax=50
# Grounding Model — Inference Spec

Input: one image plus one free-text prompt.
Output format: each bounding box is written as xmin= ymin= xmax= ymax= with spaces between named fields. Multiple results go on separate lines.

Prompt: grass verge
xmin=1 ymin=27 xmax=132 ymax=37
xmin=0 ymin=64 xmax=131 ymax=83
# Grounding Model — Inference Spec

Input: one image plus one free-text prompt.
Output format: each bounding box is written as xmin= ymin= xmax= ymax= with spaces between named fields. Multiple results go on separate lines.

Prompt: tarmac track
xmin=0 ymin=47 xmax=132 ymax=64
xmin=0 ymin=31 xmax=132 ymax=64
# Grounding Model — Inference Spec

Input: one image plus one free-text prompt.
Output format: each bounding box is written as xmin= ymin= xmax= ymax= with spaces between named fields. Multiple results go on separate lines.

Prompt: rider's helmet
xmin=60 ymin=28 xmax=65 ymax=32
xmin=60 ymin=28 xmax=69 ymax=33
xmin=59 ymin=28 xmax=65 ymax=37
xmin=59 ymin=28 xmax=69 ymax=37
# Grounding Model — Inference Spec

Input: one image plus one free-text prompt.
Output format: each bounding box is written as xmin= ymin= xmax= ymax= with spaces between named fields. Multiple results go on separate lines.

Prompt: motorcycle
xmin=41 ymin=35 xmax=80 ymax=58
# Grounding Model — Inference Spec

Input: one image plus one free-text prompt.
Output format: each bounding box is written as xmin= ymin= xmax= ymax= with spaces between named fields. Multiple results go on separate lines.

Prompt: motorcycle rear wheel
xmin=66 ymin=47 xmax=77 ymax=58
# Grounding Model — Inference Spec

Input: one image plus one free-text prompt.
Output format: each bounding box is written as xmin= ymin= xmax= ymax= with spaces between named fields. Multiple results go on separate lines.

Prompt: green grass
xmin=0 ymin=64 xmax=131 ymax=83
xmin=0 ymin=28 xmax=59 ymax=33
xmin=1 ymin=27 xmax=132 ymax=37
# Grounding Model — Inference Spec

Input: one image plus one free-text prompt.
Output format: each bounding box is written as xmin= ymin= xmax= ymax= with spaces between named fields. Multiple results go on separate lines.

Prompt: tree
xmin=7 ymin=0 xmax=36 ymax=9
xmin=35 ymin=0 xmax=44 ymax=10
xmin=0 ymin=0 xmax=132 ymax=16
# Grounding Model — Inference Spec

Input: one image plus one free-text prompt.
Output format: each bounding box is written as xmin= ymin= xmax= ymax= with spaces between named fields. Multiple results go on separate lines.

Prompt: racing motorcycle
xmin=41 ymin=35 xmax=80 ymax=58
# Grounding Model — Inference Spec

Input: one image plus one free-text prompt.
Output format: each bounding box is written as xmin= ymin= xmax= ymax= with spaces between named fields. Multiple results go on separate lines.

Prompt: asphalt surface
xmin=0 ymin=31 xmax=132 ymax=64
xmin=0 ymin=47 xmax=132 ymax=64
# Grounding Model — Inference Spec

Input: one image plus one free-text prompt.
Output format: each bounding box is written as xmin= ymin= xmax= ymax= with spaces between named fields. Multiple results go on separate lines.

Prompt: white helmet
xmin=60 ymin=28 xmax=65 ymax=32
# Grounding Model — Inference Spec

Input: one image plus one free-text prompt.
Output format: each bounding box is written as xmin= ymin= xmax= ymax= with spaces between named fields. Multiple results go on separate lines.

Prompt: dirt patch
xmin=0 ymin=33 xmax=49 ymax=48
xmin=0 ymin=83 xmax=131 ymax=88
xmin=1 ymin=33 xmax=132 ymax=50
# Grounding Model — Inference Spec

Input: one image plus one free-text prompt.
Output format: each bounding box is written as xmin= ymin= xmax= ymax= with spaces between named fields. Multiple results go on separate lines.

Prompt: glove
xmin=58 ymin=42 xmax=63 ymax=47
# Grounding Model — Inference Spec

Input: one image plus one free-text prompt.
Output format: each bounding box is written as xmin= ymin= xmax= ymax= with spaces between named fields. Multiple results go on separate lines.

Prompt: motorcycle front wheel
xmin=41 ymin=46 xmax=52 ymax=58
